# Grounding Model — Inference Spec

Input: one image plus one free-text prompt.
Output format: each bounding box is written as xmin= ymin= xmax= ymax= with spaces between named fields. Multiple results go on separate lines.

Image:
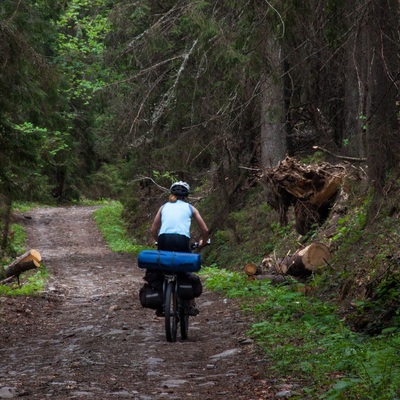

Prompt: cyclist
xmin=146 ymin=181 xmax=209 ymax=316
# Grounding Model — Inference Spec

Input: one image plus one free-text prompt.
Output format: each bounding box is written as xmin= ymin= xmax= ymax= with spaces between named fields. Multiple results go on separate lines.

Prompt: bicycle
xmin=138 ymin=240 xmax=210 ymax=342
xmin=162 ymin=241 xmax=210 ymax=342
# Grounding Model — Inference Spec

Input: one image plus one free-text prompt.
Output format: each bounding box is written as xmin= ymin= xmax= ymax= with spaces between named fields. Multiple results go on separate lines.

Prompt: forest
xmin=0 ymin=0 xmax=398 ymax=205
xmin=0 ymin=0 xmax=400 ymax=396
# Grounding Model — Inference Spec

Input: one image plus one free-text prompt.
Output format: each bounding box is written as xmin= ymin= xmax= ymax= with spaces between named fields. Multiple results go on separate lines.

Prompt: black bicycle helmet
xmin=170 ymin=181 xmax=190 ymax=197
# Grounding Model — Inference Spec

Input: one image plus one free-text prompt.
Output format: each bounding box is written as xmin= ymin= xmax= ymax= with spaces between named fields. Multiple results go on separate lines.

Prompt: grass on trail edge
xmin=202 ymin=266 xmax=400 ymax=400
xmin=0 ymin=219 xmax=48 ymax=296
xmin=0 ymin=268 xmax=49 ymax=296
xmin=92 ymin=201 xmax=147 ymax=254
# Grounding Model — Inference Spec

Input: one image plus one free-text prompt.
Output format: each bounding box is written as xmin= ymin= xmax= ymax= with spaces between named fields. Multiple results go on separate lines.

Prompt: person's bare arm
xmin=192 ymin=206 xmax=209 ymax=247
xmin=150 ymin=207 xmax=162 ymax=242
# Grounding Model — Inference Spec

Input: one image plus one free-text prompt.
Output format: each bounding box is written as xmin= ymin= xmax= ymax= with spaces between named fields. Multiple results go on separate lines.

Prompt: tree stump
xmin=262 ymin=157 xmax=345 ymax=234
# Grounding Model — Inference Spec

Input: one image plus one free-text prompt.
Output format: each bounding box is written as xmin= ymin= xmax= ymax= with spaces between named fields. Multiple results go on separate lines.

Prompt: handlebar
xmin=191 ymin=238 xmax=211 ymax=250
xmin=153 ymin=239 xmax=211 ymax=250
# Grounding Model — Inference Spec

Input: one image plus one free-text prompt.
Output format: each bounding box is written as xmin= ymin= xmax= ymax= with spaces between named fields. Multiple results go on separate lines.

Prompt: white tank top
xmin=158 ymin=200 xmax=193 ymax=238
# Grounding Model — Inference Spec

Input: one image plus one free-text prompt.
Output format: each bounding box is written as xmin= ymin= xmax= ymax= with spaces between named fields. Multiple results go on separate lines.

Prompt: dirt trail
xmin=0 ymin=206 xmax=275 ymax=399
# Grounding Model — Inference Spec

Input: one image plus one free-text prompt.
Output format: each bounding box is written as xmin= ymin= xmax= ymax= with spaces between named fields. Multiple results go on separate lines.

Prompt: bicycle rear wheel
xmin=180 ymin=299 xmax=189 ymax=340
xmin=164 ymin=280 xmax=178 ymax=342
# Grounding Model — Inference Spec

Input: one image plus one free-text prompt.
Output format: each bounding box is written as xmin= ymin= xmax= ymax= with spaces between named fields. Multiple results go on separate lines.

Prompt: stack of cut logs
xmin=1 ymin=249 xmax=42 ymax=284
xmin=244 ymin=242 xmax=331 ymax=282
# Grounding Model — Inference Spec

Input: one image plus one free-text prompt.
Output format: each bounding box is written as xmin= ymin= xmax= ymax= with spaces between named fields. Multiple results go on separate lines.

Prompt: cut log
xmin=244 ymin=262 xmax=262 ymax=276
xmin=278 ymin=242 xmax=331 ymax=277
xmin=5 ymin=259 xmax=40 ymax=279
xmin=6 ymin=249 xmax=41 ymax=269
xmin=297 ymin=243 xmax=331 ymax=270
xmin=3 ymin=249 xmax=42 ymax=281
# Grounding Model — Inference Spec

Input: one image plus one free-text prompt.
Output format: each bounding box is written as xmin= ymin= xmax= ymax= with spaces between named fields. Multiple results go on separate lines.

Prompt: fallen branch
xmin=0 ymin=275 xmax=17 ymax=285
xmin=313 ymin=146 xmax=367 ymax=162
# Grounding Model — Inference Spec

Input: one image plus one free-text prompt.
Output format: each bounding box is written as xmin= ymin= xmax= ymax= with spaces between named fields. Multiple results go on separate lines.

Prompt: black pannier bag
xmin=139 ymin=284 xmax=163 ymax=309
xmin=177 ymin=282 xmax=194 ymax=299
xmin=144 ymin=270 xmax=163 ymax=290
xmin=178 ymin=274 xmax=202 ymax=299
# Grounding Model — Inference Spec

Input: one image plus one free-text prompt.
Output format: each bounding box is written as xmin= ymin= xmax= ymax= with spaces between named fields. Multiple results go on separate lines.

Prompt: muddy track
xmin=0 ymin=206 xmax=275 ymax=399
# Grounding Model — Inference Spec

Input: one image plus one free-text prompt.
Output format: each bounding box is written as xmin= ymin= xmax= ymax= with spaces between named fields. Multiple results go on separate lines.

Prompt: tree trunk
xmin=1 ymin=195 xmax=12 ymax=251
xmin=366 ymin=0 xmax=400 ymax=194
xmin=260 ymin=36 xmax=286 ymax=169
xmin=345 ymin=2 xmax=369 ymax=159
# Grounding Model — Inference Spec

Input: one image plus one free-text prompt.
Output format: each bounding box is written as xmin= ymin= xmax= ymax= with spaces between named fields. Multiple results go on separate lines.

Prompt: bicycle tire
xmin=164 ymin=280 xmax=178 ymax=342
xmin=180 ymin=299 xmax=189 ymax=340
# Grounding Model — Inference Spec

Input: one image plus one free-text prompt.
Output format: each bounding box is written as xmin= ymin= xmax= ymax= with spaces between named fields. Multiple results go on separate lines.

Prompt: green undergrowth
xmin=92 ymin=201 xmax=147 ymax=254
xmin=203 ymin=186 xmax=288 ymax=270
xmin=202 ymin=267 xmax=400 ymax=400
xmin=1 ymin=205 xmax=49 ymax=296
xmin=0 ymin=268 xmax=49 ymax=296
xmin=7 ymin=223 xmax=27 ymax=256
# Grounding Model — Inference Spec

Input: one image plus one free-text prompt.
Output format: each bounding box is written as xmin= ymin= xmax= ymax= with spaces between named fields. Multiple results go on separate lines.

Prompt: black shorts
xmin=157 ymin=233 xmax=191 ymax=253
